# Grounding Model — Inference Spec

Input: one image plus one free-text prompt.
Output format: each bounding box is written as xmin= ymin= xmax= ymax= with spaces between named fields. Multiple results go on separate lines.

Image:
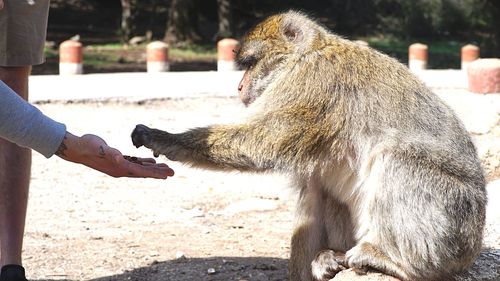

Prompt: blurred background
xmin=34 ymin=0 xmax=500 ymax=74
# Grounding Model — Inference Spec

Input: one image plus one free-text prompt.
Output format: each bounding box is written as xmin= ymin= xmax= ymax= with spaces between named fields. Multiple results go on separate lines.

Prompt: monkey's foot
xmin=345 ymin=243 xmax=379 ymax=274
xmin=311 ymin=250 xmax=347 ymax=281
xmin=131 ymin=124 xmax=152 ymax=149
xmin=345 ymin=242 xmax=408 ymax=280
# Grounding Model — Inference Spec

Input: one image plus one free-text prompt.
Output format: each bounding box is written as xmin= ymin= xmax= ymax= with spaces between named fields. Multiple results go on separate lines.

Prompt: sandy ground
xmin=18 ymin=90 xmax=500 ymax=281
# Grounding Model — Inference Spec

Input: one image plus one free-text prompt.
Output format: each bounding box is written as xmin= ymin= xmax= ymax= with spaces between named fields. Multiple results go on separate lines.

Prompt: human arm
xmin=0 ymin=80 xmax=67 ymax=157
xmin=0 ymin=80 xmax=174 ymax=179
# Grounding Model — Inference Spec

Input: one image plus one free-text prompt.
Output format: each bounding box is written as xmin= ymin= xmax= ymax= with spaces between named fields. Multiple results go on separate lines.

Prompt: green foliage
xmin=45 ymin=0 xmax=500 ymax=68
xmin=367 ymin=37 xmax=463 ymax=69
xmin=169 ymin=44 xmax=216 ymax=60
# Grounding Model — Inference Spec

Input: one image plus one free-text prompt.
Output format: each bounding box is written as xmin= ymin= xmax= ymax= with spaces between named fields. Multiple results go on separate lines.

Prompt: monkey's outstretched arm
xmin=131 ymin=108 xmax=334 ymax=172
xmin=131 ymin=122 xmax=270 ymax=171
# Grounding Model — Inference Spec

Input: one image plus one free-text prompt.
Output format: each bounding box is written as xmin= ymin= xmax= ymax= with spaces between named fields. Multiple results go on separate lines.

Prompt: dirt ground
xmin=22 ymin=96 xmax=500 ymax=281
xmin=26 ymin=97 xmax=293 ymax=281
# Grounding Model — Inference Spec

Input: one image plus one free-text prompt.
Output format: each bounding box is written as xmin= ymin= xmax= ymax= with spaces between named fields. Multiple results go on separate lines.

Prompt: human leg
xmin=0 ymin=0 xmax=50 ymax=273
xmin=0 ymin=66 xmax=32 ymax=268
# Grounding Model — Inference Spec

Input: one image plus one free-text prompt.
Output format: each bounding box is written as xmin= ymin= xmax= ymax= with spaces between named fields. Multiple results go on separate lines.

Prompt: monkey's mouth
xmin=238 ymin=70 xmax=252 ymax=106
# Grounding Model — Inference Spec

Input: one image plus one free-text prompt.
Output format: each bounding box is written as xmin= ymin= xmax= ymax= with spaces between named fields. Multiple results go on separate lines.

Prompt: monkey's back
xmin=321 ymin=36 xmax=487 ymax=279
xmin=280 ymin=29 xmax=487 ymax=279
xmin=238 ymin=11 xmax=487 ymax=279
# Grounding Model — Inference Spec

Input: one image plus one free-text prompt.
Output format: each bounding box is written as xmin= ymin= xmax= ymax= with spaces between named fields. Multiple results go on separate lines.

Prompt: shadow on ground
xmin=34 ymin=249 xmax=500 ymax=281
xmin=35 ymin=256 xmax=288 ymax=281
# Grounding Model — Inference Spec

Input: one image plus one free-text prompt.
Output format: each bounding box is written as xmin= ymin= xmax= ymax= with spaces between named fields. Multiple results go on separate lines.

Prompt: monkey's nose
xmin=238 ymin=70 xmax=249 ymax=93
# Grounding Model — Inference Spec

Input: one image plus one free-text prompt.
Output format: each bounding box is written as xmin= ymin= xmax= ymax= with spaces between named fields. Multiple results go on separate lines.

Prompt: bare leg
xmin=0 ymin=66 xmax=32 ymax=267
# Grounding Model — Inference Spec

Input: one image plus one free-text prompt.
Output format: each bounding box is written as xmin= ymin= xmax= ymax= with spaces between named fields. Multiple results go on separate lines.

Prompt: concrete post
xmin=467 ymin=58 xmax=500 ymax=94
xmin=217 ymin=38 xmax=239 ymax=71
xmin=408 ymin=43 xmax=428 ymax=71
xmin=461 ymin=44 xmax=480 ymax=71
xmin=147 ymin=41 xmax=169 ymax=72
xmin=59 ymin=40 xmax=83 ymax=75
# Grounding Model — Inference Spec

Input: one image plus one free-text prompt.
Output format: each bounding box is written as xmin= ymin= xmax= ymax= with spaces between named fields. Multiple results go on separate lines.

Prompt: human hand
xmin=0 ymin=0 xmax=4 ymax=10
xmin=57 ymin=132 xmax=174 ymax=179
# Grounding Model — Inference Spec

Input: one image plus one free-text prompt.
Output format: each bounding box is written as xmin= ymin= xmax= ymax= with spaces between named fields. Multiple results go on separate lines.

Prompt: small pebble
xmin=207 ymin=268 xmax=216 ymax=274
xmin=175 ymin=251 xmax=186 ymax=259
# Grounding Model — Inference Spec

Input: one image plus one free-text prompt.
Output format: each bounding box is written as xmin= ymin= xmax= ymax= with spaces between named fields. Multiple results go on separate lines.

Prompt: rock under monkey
xmin=131 ymin=11 xmax=487 ymax=281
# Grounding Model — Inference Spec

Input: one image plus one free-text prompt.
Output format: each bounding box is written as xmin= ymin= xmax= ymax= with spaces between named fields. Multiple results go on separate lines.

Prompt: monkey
xmin=131 ymin=11 xmax=487 ymax=281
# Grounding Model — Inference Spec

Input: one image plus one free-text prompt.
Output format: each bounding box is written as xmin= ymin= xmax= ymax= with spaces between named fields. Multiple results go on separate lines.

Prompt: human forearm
xmin=0 ymin=81 xmax=66 ymax=157
xmin=1 ymin=80 xmax=174 ymax=179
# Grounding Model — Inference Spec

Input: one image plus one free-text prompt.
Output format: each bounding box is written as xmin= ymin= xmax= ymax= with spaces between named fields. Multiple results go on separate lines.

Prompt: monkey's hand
xmin=311 ymin=250 xmax=347 ymax=281
xmin=131 ymin=124 xmax=152 ymax=149
xmin=131 ymin=124 xmax=188 ymax=161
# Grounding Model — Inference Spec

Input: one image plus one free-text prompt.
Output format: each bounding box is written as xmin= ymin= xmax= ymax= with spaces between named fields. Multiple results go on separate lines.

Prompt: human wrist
xmin=54 ymin=132 xmax=82 ymax=163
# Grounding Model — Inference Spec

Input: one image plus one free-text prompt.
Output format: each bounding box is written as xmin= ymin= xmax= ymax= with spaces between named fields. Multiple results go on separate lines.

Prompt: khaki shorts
xmin=0 ymin=0 xmax=50 ymax=66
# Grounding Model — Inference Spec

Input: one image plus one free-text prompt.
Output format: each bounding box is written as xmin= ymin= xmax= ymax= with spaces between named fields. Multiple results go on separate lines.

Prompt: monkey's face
xmin=236 ymin=39 xmax=286 ymax=107
xmin=236 ymin=13 xmax=311 ymax=106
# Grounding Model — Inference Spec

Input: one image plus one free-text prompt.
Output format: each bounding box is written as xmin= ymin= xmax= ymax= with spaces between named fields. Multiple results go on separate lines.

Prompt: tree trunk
xmin=216 ymin=0 xmax=233 ymax=40
xmin=164 ymin=0 xmax=201 ymax=46
xmin=120 ymin=0 xmax=132 ymax=42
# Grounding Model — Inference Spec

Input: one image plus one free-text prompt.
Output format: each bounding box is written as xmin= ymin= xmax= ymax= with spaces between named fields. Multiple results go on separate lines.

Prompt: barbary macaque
xmin=131 ymin=11 xmax=486 ymax=281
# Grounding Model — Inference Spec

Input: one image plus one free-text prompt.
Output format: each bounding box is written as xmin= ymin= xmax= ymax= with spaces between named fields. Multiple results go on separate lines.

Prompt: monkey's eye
xmin=236 ymin=55 xmax=258 ymax=70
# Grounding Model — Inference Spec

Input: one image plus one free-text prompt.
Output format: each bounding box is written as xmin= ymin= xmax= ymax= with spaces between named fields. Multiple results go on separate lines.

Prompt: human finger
xmin=140 ymin=162 xmax=170 ymax=167
xmin=125 ymin=161 xmax=175 ymax=178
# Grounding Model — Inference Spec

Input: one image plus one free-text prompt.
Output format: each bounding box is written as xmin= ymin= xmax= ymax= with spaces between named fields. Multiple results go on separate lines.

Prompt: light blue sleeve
xmin=0 ymin=80 xmax=67 ymax=158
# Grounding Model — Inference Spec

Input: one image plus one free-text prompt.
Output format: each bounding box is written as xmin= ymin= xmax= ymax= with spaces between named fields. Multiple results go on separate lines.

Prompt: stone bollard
xmin=59 ymin=40 xmax=83 ymax=75
xmin=408 ymin=43 xmax=428 ymax=71
xmin=217 ymin=38 xmax=239 ymax=71
xmin=461 ymin=44 xmax=480 ymax=71
xmin=467 ymin=58 xmax=500 ymax=94
xmin=147 ymin=41 xmax=169 ymax=72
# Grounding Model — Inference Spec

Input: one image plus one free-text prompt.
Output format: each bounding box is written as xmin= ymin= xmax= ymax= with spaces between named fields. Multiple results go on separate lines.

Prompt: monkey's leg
xmin=346 ymin=242 xmax=410 ymax=280
xmin=290 ymin=220 xmax=327 ymax=281
xmin=290 ymin=181 xmax=346 ymax=281
xmin=311 ymin=196 xmax=356 ymax=280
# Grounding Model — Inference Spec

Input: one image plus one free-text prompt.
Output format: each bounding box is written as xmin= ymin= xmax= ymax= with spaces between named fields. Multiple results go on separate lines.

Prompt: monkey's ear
xmin=282 ymin=22 xmax=303 ymax=43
